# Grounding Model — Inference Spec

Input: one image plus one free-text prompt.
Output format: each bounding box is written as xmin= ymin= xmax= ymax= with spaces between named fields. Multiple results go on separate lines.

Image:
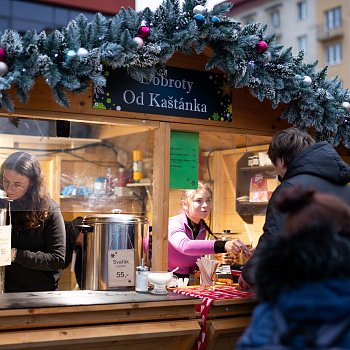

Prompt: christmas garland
xmin=0 ymin=0 xmax=350 ymax=147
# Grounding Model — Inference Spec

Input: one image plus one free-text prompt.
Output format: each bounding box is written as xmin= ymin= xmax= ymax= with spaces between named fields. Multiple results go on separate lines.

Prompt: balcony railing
xmin=317 ymin=23 xmax=344 ymax=42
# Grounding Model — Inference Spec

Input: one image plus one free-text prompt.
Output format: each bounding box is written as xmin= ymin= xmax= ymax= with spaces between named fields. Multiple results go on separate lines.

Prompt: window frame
xmin=324 ymin=7 xmax=342 ymax=30
xmin=297 ymin=1 xmax=307 ymax=21
xmin=269 ymin=8 xmax=280 ymax=29
xmin=297 ymin=35 xmax=308 ymax=54
xmin=325 ymin=42 xmax=342 ymax=65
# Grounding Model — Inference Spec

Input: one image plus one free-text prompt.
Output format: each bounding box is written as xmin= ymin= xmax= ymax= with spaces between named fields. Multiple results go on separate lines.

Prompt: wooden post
xmin=151 ymin=122 xmax=171 ymax=271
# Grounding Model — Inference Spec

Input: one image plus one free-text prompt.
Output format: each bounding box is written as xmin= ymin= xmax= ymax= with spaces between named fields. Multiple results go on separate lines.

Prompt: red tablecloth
xmin=172 ymin=285 xmax=255 ymax=350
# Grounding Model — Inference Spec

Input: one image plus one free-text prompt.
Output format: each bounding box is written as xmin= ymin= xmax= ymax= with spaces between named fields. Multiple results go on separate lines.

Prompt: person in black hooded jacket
xmin=239 ymin=127 xmax=350 ymax=290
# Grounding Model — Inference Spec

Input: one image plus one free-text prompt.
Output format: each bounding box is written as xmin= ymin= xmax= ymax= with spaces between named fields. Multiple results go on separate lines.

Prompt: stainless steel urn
xmin=79 ymin=212 xmax=150 ymax=290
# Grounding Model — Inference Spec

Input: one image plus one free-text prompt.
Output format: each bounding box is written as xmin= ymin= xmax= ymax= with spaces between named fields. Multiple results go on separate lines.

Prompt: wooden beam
xmin=151 ymin=122 xmax=170 ymax=271
xmin=0 ymin=320 xmax=200 ymax=350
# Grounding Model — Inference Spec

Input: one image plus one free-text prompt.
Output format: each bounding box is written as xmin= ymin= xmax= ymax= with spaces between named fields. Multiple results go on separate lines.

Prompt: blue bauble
xmin=194 ymin=14 xmax=205 ymax=23
xmin=65 ymin=49 xmax=77 ymax=60
xmin=210 ymin=16 xmax=220 ymax=24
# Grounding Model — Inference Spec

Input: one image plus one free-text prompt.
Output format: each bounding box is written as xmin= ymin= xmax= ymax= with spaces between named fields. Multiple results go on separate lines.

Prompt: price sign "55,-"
xmin=107 ymin=249 xmax=135 ymax=287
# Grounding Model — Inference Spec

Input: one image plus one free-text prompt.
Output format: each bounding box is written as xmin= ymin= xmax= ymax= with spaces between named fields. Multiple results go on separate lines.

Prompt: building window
xmin=270 ymin=9 xmax=280 ymax=28
xmin=297 ymin=35 xmax=308 ymax=54
xmin=325 ymin=7 xmax=342 ymax=30
xmin=297 ymin=1 xmax=307 ymax=20
xmin=325 ymin=43 xmax=342 ymax=65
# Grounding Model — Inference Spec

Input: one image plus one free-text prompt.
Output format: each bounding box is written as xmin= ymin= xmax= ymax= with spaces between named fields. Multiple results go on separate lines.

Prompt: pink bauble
xmin=0 ymin=47 xmax=6 ymax=62
xmin=133 ymin=36 xmax=144 ymax=49
xmin=256 ymin=40 xmax=268 ymax=53
xmin=137 ymin=25 xmax=150 ymax=39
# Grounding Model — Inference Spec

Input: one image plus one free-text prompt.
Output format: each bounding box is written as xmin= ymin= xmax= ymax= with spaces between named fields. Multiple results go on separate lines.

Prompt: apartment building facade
xmin=229 ymin=0 xmax=350 ymax=88
xmin=0 ymin=0 xmax=134 ymax=33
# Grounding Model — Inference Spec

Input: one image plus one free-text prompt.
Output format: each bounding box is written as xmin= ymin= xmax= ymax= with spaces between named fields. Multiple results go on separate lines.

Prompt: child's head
xmin=180 ymin=181 xmax=213 ymax=223
xmin=278 ymin=186 xmax=350 ymax=238
xmin=256 ymin=186 xmax=350 ymax=301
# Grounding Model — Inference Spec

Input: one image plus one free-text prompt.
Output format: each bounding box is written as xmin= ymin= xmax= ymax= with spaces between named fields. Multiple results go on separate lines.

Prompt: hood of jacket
xmin=277 ymin=279 xmax=350 ymax=323
xmin=283 ymin=141 xmax=350 ymax=185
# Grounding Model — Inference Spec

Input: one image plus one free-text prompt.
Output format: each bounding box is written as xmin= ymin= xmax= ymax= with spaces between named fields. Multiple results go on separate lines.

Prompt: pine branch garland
xmin=0 ymin=0 xmax=350 ymax=147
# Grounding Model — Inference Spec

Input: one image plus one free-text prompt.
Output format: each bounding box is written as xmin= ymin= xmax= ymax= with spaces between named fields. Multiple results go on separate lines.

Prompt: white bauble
xmin=0 ymin=61 xmax=8 ymax=76
xmin=302 ymin=75 xmax=312 ymax=87
xmin=77 ymin=47 xmax=89 ymax=57
xmin=133 ymin=36 xmax=144 ymax=49
xmin=193 ymin=5 xmax=206 ymax=15
xmin=342 ymin=101 xmax=350 ymax=110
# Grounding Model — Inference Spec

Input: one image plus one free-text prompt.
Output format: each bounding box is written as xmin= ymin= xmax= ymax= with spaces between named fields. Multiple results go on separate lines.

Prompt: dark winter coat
xmin=237 ymin=200 xmax=350 ymax=349
xmin=242 ymin=141 xmax=350 ymax=285
xmin=5 ymin=198 xmax=66 ymax=292
xmin=236 ymin=279 xmax=350 ymax=349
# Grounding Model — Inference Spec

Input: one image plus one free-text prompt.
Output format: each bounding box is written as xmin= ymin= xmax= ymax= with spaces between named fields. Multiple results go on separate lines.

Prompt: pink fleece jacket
xmin=168 ymin=212 xmax=215 ymax=275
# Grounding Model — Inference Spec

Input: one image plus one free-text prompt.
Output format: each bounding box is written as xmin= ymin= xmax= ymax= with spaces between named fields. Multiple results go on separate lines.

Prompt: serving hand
xmin=224 ymin=239 xmax=253 ymax=258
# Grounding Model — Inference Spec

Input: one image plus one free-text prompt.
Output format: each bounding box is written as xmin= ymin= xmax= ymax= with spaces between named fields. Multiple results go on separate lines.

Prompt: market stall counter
xmin=0 ymin=290 xmax=201 ymax=350
xmin=0 ymin=286 xmax=257 ymax=350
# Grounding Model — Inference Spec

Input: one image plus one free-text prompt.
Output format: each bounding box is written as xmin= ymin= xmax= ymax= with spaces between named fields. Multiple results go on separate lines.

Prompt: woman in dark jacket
xmin=1 ymin=152 xmax=65 ymax=292
xmin=236 ymin=187 xmax=350 ymax=349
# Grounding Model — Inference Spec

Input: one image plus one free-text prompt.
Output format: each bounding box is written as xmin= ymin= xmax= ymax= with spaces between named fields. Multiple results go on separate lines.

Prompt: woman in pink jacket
xmin=168 ymin=181 xmax=251 ymax=278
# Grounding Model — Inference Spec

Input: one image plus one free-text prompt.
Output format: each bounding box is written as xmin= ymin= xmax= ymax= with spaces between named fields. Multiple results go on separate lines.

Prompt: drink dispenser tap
xmin=0 ymin=190 xmax=11 ymax=293
xmin=76 ymin=224 xmax=94 ymax=290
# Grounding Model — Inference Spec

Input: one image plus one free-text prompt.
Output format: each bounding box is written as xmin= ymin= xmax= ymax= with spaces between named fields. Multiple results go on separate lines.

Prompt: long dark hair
xmin=256 ymin=186 xmax=350 ymax=302
xmin=0 ymin=152 xmax=50 ymax=229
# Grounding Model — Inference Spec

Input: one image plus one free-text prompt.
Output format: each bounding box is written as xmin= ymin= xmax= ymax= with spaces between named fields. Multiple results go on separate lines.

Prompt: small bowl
xmin=148 ymin=271 xmax=173 ymax=294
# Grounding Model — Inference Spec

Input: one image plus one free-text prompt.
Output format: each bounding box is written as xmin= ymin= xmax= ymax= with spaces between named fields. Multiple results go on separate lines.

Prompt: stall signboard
xmin=93 ymin=67 xmax=232 ymax=121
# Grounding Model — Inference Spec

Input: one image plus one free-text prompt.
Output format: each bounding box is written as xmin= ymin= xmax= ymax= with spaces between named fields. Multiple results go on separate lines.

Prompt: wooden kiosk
xmin=1 ymin=0 xmax=349 ymax=344
xmin=0 ymin=49 xmax=284 ymax=349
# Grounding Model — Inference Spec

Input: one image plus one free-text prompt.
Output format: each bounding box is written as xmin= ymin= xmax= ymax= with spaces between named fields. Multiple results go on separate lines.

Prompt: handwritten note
xmin=170 ymin=131 xmax=199 ymax=189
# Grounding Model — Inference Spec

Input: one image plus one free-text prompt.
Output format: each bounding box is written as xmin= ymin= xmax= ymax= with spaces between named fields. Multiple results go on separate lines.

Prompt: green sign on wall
xmin=170 ymin=131 xmax=199 ymax=189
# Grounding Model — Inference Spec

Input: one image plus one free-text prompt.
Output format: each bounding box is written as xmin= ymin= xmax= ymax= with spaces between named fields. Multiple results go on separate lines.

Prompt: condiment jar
xmin=248 ymin=156 xmax=253 ymax=167
xmin=135 ymin=264 xmax=149 ymax=293
xmin=252 ymin=155 xmax=260 ymax=166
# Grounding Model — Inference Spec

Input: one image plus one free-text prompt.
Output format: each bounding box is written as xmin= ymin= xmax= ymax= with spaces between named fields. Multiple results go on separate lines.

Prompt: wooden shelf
xmin=240 ymin=165 xmax=275 ymax=172
xmin=236 ymin=153 xmax=276 ymax=222
xmin=237 ymin=200 xmax=268 ymax=205
xmin=126 ymin=181 xmax=152 ymax=187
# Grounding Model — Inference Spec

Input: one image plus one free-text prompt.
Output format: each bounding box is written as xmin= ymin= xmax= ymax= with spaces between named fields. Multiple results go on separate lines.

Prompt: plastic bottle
xmin=117 ymin=167 xmax=128 ymax=187
xmin=106 ymin=168 xmax=113 ymax=195
xmin=133 ymin=150 xmax=143 ymax=182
